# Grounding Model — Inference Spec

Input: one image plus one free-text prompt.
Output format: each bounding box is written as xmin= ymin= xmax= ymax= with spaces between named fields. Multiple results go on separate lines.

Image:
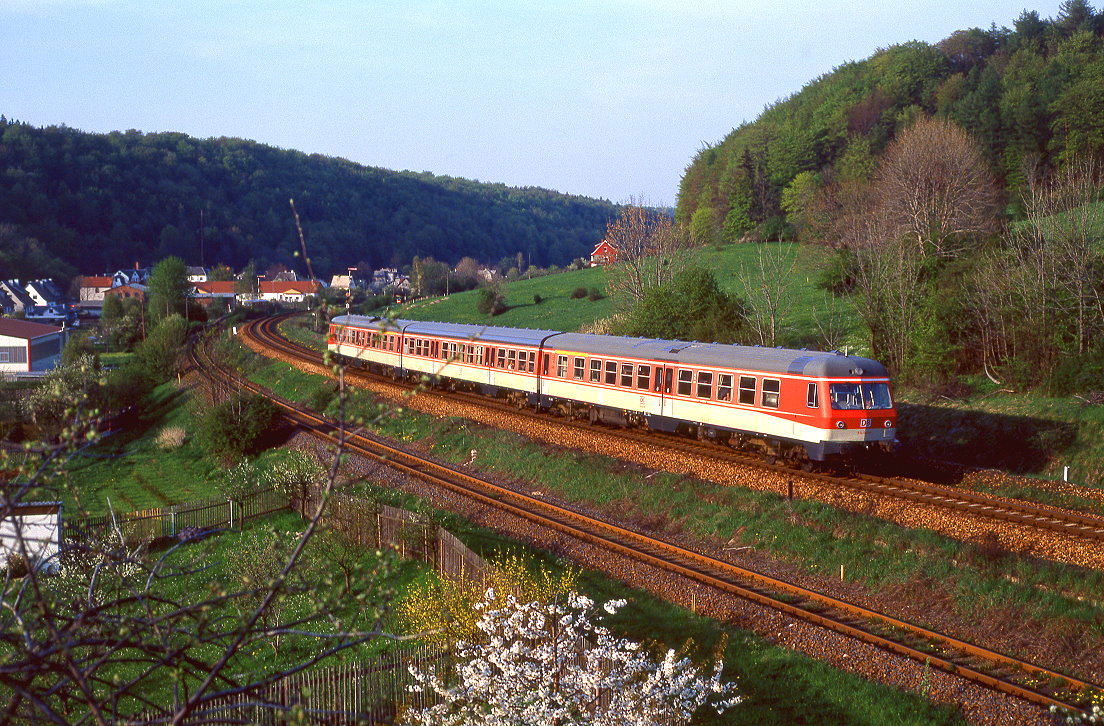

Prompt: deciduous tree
xmin=405 ymin=590 xmax=741 ymax=726
xmin=146 ymin=256 xmax=191 ymax=324
xmin=875 ymin=116 xmax=999 ymax=258
xmin=603 ymin=203 xmax=691 ymax=305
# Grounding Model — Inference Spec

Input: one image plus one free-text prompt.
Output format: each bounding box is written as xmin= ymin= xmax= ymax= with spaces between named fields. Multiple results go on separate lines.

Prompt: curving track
xmin=255 ymin=313 xmax=1104 ymax=546
xmin=197 ymin=316 xmax=1104 ymax=717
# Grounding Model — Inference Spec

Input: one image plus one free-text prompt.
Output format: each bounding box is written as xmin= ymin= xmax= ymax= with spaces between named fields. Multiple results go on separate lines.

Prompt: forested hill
xmin=0 ymin=120 xmax=616 ymax=279
xmin=677 ymin=2 xmax=1104 ymax=239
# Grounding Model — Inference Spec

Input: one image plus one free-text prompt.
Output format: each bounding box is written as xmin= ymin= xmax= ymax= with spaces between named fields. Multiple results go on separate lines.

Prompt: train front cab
xmin=804 ymin=377 xmax=896 ymax=463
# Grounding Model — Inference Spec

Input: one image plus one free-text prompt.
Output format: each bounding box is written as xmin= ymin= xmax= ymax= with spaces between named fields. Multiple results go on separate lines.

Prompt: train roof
xmin=329 ymin=315 xmax=889 ymax=378
xmin=331 ymin=315 xmax=561 ymax=347
xmin=550 ymin=333 xmax=888 ymax=378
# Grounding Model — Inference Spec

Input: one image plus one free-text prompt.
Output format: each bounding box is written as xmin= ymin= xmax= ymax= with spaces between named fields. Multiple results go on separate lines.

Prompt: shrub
xmin=476 ymin=286 xmax=507 ymax=316
xmin=586 ymin=286 xmax=603 ymax=301
xmin=570 ymin=287 xmax=587 ymax=299
xmin=198 ymin=393 xmax=280 ymax=461
xmin=133 ymin=314 xmax=189 ymax=382
xmin=533 ymin=294 xmax=543 ymax=305
xmin=155 ymin=425 xmax=186 ymax=450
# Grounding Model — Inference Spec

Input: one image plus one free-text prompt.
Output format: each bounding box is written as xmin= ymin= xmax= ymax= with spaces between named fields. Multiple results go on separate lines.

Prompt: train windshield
xmin=829 ymin=382 xmax=893 ymax=410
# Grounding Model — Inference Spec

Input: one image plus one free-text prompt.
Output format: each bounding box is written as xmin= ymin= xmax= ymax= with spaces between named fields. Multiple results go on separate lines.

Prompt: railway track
xmin=203 ymin=316 xmax=1104 ymax=717
xmin=251 ymin=313 xmax=1104 ymax=547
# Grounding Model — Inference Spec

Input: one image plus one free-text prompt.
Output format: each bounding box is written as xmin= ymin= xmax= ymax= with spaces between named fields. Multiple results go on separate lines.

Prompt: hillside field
xmin=398 ymin=241 xmax=864 ymax=351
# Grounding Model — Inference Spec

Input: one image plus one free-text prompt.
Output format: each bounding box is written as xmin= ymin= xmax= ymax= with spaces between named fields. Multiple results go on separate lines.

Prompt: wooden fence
xmin=136 ymin=642 xmax=451 ymax=725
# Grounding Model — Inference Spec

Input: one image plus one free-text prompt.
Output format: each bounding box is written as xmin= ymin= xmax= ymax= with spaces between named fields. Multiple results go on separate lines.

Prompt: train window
xmin=494 ymin=349 xmax=503 ymax=368
xmin=637 ymin=365 xmax=651 ymax=389
xmin=519 ymin=351 xmax=530 ymax=372
xmin=738 ymin=376 xmax=756 ymax=404
xmin=405 ymin=338 xmax=413 ymax=355
xmin=762 ymin=379 xmax=780 ymax=408
xmin=590 ymin=359 xmax=602 ymax=382
xmin=557 ymin=355 xmax=568 ymax=377
xmin=433 ymin=341 xmax=440 ymax=358
xmin=605 ymin=361 xmax=617 ymax=384
xmin=697 ymin=371 xmax=713 ymax=398
xmin=527 ymin=352 xmax=536 ymax=373
xmin=829 ymin=382 xmax=892 ymax=410
xmin=665 ymin=368 xmax=673 ymax=393
xmin=620 ymin=363 xmax=633 ymax=387
xmin=807 ymin=382 xmax=819 ymax=408
xmin=677 ymin=370 xmax=692 ymax=396
xmin=507 ymin=349 xmax=517 ymax=370
xmin=653 ymin=367 xmax=664 ymax=392
xmin=574 ymin=357 xmax=585 ymax=379
xmin=718 ymin=374 xmax=733 ymax=401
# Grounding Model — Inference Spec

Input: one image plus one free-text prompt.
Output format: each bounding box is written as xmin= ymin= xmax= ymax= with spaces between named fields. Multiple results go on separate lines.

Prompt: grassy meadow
xmin=395 ymin=242 xmax=865 ymax=351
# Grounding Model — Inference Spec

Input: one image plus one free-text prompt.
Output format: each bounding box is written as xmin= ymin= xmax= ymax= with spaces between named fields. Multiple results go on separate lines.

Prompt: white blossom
xmin=405 ymin=590 xmax=741 ymax=726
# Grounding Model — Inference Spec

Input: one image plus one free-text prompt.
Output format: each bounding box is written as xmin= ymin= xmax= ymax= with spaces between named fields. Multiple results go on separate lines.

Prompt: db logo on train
xmin=860 ymin=418 xmax=871 ymax=429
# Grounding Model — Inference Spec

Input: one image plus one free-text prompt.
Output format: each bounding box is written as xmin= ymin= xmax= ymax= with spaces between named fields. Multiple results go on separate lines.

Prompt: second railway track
xmin=248 ymin=313 xmax=1104 ymax=549
xmin=196 ymin=316 xmax=1104 ymax=718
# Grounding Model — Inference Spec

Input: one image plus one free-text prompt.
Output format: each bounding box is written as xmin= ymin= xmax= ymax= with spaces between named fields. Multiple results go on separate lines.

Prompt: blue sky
xmin=1 ymin=1 xmax=1071 ymax=205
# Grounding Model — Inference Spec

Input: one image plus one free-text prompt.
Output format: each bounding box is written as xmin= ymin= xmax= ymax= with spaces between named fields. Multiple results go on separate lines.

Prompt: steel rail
xmin=209 ymin=318 xmax=1101 ymax=716
xmin=253 ymin=314 xmax=1104 ymax=545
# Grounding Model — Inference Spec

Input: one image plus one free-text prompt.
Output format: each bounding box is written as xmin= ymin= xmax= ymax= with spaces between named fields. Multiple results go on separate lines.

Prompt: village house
xmin=24 ymin=279 xmax=66 ymax=308
xmin=77 ymin=276 xmax=113 ymax=305
xmin=190 ymin=281 xmax=238 ymax=307
xmin=258 ymin=280 xmax=324 ymax=303
xmin=111 ymin=266 xmax=150 ymax=289
xmin=589 ymin=239 xmax=618 ymax=266
xmin=104 ymin=284 xmax=147 ymax=303
xmin=0 ymin=319 xmax=65 ymax=375
xmin=0 ymin=280 xmax=36 ymax=316
xmin=185 ymin=266 xmax=208 ymax=283
xmin=328 ymin=273 xmax=363 ymax=291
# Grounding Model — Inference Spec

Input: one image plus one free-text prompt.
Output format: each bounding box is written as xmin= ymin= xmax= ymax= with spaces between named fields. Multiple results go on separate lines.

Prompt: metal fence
xmin=65 ymin=488 xmax=288 ymax=545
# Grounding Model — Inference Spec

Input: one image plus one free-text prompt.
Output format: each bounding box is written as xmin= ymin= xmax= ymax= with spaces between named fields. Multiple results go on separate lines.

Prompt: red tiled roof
xmin=80 ymin=276 xmax=113 ymax=288
xmin=261 ymin=280 xmax=322 ymax=294
xmin=0 ymin=319 xmax=63 ymax=339
xmin=193 ymin=281 xmax=237 ymax=294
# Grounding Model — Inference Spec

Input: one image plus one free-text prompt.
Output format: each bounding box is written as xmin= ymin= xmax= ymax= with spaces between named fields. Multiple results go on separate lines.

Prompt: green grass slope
xmin=397 ymin=242 xmax=862 ymax=348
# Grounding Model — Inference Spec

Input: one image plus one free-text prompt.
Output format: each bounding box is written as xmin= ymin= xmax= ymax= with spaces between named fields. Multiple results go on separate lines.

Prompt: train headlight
xmin=836 ymin=421 xmax=846 ymax=429
xmin=884 ymin=419 xmax=893 ymax=428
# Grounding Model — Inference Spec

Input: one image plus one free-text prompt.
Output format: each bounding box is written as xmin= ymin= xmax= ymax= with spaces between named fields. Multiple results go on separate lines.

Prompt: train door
xmin=654 ymin=366 xmax=672 ymax=416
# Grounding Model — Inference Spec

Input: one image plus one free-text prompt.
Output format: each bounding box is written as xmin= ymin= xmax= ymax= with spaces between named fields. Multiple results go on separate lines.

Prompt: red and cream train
xmin=327 ymin=316 xmax=897 ymax=465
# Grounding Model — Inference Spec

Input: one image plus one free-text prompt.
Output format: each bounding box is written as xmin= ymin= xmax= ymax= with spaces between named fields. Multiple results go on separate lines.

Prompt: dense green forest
xmin=677 ymin=1 xmax=1104 ymax=236
xmin=0 ymin=120 xmax=616 ymax=278
xmin=671 ymin=1 xmax=1104 ymax=394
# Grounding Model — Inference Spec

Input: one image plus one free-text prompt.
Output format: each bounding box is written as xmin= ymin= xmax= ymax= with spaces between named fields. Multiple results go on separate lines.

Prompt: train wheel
xmin=588 ymin=407 xmax=599 ymax=426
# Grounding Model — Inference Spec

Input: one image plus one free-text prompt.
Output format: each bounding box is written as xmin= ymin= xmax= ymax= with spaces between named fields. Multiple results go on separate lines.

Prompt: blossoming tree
xmin=405 ymin=589 xmax=741 ymax=725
